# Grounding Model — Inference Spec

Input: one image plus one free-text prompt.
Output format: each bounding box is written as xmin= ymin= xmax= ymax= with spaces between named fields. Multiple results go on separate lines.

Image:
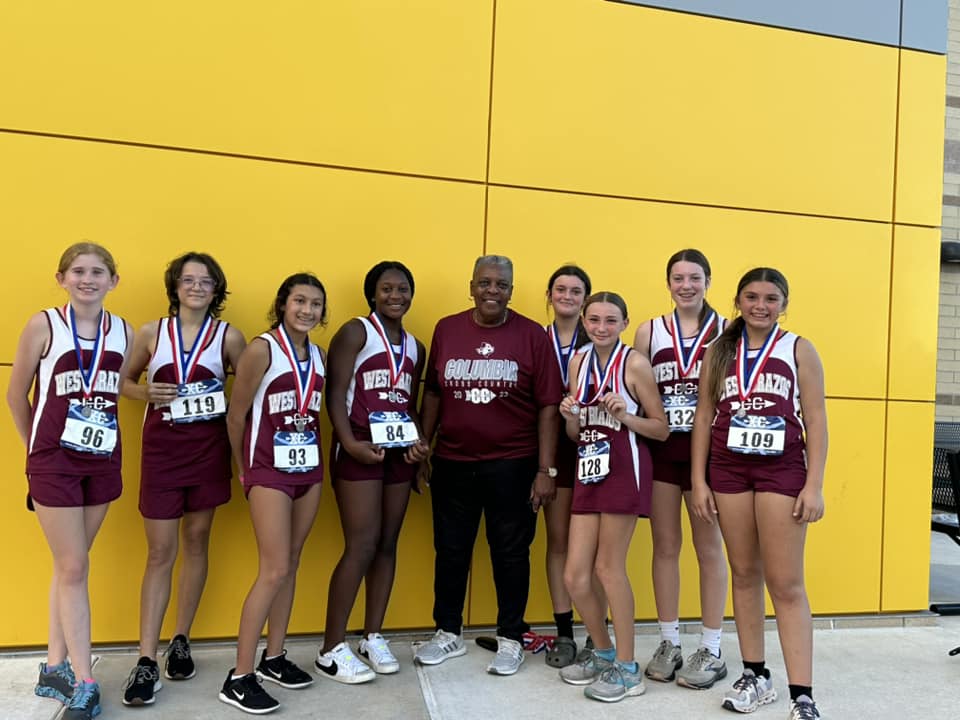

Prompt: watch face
xmin=548 ymin=467 xmax=558 ymax=478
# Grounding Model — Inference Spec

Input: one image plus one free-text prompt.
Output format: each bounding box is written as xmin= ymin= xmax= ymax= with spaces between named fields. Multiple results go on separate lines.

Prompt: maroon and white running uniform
xmin=341 ymin=316 xmax=419 ymax=442
xmin=648 ymin=313 xmax=725 ymax=467
xmin=571 ymin=343 xmax=653 ymax=516
xmin=709 ymin=330 xmax=807 ymax=495
xmin=141 ymin=317 xmax=232 ymax=490
xmin=243 ymin=332 xmax=326 ymax=488
xmin=27 ymin=306 xmax=128 ymax=477
xmin=426 ymin=310 xmax=562 ymax=462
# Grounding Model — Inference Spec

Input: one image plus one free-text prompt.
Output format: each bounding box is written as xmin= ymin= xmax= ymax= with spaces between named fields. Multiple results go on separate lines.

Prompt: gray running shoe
xmin=677 ymin=647 xmax=728 ymax=689
xmin=645 ymin=639 xmax=683 ymax=682
xmin=722 ymin=670 xmax=777 ymax=713
xmin=559 ymin=648 xmax=614 ymax=686
xmin=414 ymin=630 xmax=466 ymax=666
xmin=789 ymin=695 xmax=821 ymax=720
xmin=486 ymin=636 xmax=524 ymax=675
xmin=583 ymin=662 xmax=646 ymax=703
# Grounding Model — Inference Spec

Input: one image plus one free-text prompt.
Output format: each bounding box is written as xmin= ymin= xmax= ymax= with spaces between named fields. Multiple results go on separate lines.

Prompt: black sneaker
xmin=164 ymin=634 xmax=196 ymax=680
xmin=218 ymin=670 xmax=279 ymax=715
xmin=256 ymin=648 xmax=314 ymax=689
xmin=122 ymin=657 xmax=162 ymax=706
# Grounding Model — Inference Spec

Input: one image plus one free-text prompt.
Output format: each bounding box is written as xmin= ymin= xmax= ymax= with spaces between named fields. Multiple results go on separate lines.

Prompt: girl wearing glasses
xmin=121 ymin=252 xmax=245 ymax=707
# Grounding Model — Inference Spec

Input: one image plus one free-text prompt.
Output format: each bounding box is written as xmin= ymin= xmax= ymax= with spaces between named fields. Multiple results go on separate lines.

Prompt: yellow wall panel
xmin=0 ymin=1 xmax=493 ymax=180
xmin=888 ymin=225 xmax=940 ymax=401
xmin=486 ymin=186 xmax=891 ymax=400
xmin=895 ymin=51 xmax=948 ymax=226
xmin=490 ymin=0 xmax=898 ymax=220
xmin=806 ymin=399 xmax=885 ymax=613
xmin=0 ymin=132 xmax=486 ymax=364
xmin=881 ymin=401 xmax=935 ymax=611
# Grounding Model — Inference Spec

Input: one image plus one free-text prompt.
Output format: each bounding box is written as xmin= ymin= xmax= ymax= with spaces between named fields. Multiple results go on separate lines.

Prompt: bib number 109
xmin=726 ymin=415 xmax=785 ymax=456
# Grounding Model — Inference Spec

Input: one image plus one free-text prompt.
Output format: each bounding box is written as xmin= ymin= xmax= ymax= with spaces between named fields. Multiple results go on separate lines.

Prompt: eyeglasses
xmin=179 ymin=276 xmax=215 ymax=291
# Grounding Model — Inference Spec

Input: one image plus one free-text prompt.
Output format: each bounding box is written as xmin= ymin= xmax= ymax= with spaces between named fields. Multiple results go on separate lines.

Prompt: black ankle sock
xmin=554 ymin=611 xmax=574 ymax=639
xmin=743 ymin=660 xmax=769 ymax=679
xmin=789 ymin=685 xmax=813 ymax=702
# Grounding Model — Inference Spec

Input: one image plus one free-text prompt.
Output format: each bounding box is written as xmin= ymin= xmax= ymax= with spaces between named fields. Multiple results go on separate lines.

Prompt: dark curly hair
xmin=164 ymin=252 xmax=229 ymax=318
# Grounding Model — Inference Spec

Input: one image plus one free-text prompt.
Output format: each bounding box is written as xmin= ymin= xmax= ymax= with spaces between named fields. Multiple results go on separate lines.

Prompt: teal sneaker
xmin=35 ymin=660 xmax=75 ymax=704
xmin=64 ymin=680 xmax=101 ymax=719
xmin=584 ymin=662 xmax=646 ymax=702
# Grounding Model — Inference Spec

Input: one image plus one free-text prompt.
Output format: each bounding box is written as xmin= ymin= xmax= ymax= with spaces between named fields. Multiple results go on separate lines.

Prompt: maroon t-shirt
xmin=426 ymin=309 xmax=562 ymax=462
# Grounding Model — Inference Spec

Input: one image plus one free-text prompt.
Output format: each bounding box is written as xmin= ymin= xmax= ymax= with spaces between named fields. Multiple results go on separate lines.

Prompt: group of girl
xmin=8 ymin=242 xmax=826 ymax=720
xmin=542 ymin=252 xmax=826 ymax=720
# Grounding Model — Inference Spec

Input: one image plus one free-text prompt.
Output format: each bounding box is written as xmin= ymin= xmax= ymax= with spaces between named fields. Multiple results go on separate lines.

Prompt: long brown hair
xmin=666 ymin=248 xmax=718 ymax=340
xmin=704 ymin=267 xmax=789 ymax=402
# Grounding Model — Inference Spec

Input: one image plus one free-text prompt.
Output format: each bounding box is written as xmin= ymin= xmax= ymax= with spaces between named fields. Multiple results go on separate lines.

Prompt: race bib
xmin=369 ymin=411 xmax=418 ymax=448
xmin=60 ymin=404 xmax=118 ymax=456
xmin=663 ymin=392 xmax=696 ymax=433
xmin=169 ymin=378 xmax=226 ymax=423
xmin=577 ymin=441 xmax=611 ymax=484
xmin=273 ymin=431 xmax=319 ymax=472
xmin=726 ymin=414 xmax=785 ymax=456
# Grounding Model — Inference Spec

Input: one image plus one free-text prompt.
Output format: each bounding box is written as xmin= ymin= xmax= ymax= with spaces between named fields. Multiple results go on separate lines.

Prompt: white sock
xmin=659 ymin=619 xmax=681 ymax=647
xmin=700 ymin=626 xmax=722 ymax=657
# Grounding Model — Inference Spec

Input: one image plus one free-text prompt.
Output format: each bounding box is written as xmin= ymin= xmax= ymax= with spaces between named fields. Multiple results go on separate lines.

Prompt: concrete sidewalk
xmin=3 ymin=614 xmax=958 ymax=720
xmin=6 ymin=531 xmax=960 ymax=719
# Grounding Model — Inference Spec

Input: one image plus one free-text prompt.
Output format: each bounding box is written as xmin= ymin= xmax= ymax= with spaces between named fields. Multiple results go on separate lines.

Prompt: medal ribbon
xmin=275 ymin=323 xmax=318 ymax=418
xmin=671 ymin=309 xmax=717 ymax=379
xmin=735 ymin=323 xmax=781 ymax=408
xmin=65 ymin=304 xmax=108 ymax=401
xmin=368 ymin=312 xmax=407 ymax=388
xmin=575 ymin=341 xmax=625 ymax=405
xmin=548 ymin=322 xmax=578 ymax=387
xmin=169 ymin=314 xmax=216 ymax=384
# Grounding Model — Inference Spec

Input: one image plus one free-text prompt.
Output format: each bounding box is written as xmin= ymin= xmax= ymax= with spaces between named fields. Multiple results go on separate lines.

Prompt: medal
xmin=574 ymin=341 xmax=626 ymax=406
xmin=169 ymin=314 xmax=216 ymax=384
xmin=569 ymin=402 xmax=580 ymax=415
xmin=671 ymin=309 xmax=717 ymax=379
xmin=368 ymin=312 xmax=408 ymax=389
xmin=734 ymin=323 xmax=780 ymax=418
xmin=81 ymin=405 xmax=92 ymax=418
xmin=548 ymin=322 xmax=578 ymax=387
xmin=275 ymin=323 xmax=319 ymax=431
xmin=65 ymin=304 xmax=109 ymax=407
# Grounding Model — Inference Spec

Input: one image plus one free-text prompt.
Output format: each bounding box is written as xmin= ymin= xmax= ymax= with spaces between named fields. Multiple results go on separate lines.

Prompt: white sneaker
xmin=722 ymin=670 xmax=777 ymax=712
xmin=358 ymin=633 xmax=399 ymax=674
xmin=486 ymin=636 xmax=524 ymax=676
xmin=314 ymin=642 xmax=376 ymax=684
xmin=414 ymin=630 xmax=466 ymax=666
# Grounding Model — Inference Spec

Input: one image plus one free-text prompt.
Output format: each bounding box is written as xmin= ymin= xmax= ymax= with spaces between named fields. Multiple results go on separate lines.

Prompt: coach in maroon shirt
xmin=415 ymin=255 xmax=562 ymax=674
